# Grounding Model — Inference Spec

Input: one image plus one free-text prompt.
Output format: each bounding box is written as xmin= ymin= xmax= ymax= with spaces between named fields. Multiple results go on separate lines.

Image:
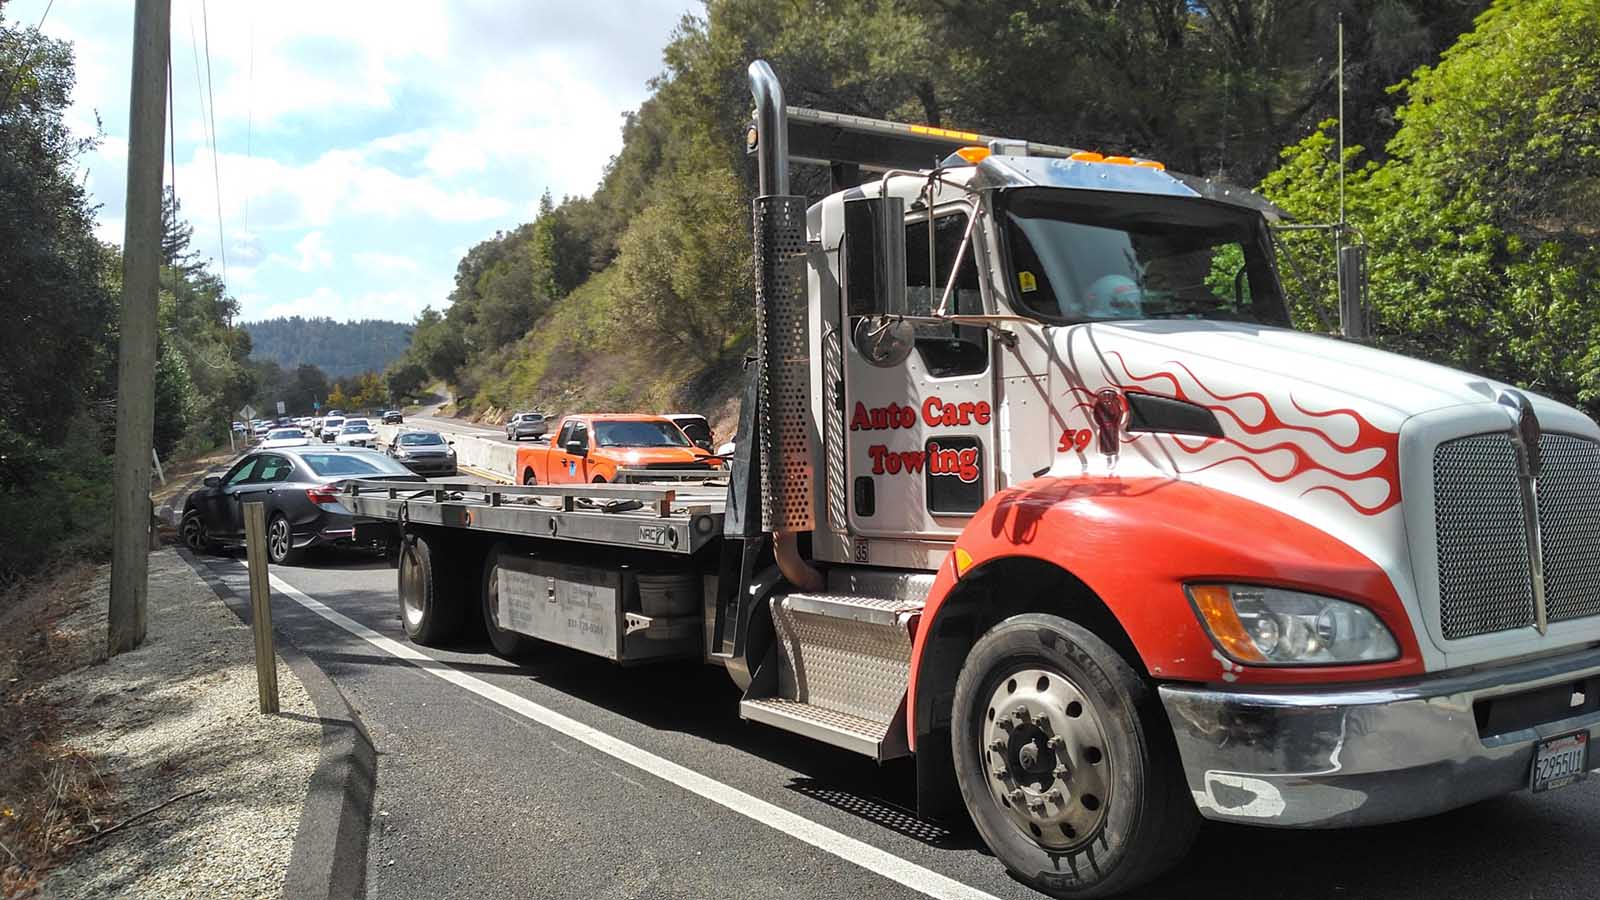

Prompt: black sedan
xmin=386 ymin=430 xmax=457 ymax=476
xmin=180 ymin=446 xmax=423 ymax=564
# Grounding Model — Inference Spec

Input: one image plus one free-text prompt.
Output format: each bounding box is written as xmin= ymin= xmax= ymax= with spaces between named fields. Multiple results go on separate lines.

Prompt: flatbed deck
xmin=343 ymin=478 xmax=727 ymax=554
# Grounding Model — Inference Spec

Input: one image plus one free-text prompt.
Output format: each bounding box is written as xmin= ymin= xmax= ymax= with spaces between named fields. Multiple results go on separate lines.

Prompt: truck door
xmin=843 ymin=205 xmax=997 ymax=539
xmin=553 ymin=419 xmax=592 ymax=483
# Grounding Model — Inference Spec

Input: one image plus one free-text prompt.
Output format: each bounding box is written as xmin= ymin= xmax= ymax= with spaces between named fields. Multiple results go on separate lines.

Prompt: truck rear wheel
xmin=397 ymin=533 xmax=465 ymax=645
xmin=522 ymin=469 xmax=536 ymax=485
xmin=951 ymin=614 xmax=1196 ymax=898
xmin=481 ymin=543 xmax=534 ymax=658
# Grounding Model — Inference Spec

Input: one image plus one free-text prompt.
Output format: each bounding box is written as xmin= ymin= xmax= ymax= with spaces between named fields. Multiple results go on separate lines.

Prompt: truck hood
xmin=1067 ymin=320 xmax=1543 ymax=426
xmin=1056 ymin=319 xmax=1597 ymax=522
xmin=606 ymin=446 xmax=714 ymax=466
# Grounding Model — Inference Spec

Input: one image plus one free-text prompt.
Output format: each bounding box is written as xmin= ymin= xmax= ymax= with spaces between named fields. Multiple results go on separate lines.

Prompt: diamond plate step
xmin=740 ymin=698 xmax=889 ymax=758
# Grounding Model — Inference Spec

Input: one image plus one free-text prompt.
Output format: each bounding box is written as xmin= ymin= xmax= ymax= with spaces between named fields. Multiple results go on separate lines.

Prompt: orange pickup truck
xmin=514 ymin=414 xmax=722 ymax=485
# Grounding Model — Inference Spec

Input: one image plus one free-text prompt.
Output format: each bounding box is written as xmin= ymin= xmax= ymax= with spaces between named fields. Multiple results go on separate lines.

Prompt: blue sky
xmin=8 ymin=0 xmax=701 ymax=322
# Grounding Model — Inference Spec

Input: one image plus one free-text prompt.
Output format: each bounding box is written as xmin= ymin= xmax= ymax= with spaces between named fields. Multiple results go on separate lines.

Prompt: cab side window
xmin=905 ymin=214 xmax=987 ymax=377
xmin=571 ymin=423 xmax=590 ymax=449
xmin=254 ymin=455 xmax=295 ymax=483
xmin=556 ymin=421 xmax=575 ymax=447
xmin=225 ymin=457 xmax=261 ymax=486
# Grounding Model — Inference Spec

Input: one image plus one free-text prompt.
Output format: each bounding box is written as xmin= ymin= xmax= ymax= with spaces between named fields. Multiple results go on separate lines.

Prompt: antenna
xmin=1337 ymin=12 xmax=1345 ymax=232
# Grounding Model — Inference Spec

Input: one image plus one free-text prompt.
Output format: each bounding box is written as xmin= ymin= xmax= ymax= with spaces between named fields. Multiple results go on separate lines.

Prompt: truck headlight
xmin=1187 ymin=584 xmax=1399 ymax=666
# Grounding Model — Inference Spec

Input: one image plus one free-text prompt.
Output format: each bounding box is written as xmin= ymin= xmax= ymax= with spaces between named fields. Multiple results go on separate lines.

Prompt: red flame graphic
xmin=1104 ymin=352 xmax=1402 ymax=515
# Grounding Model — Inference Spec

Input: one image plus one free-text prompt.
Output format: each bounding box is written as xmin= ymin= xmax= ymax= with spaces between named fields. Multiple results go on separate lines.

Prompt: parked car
xmin=251 ymin=422 xmax=271 ymax=439
xmin=231 ymin=420 xmax=245 ymax=433
xmin=325 ymin=409 xmax=344 ymax=418
xmin=260 ymin=427 xmax=311 ymax=449
xmin=382 ymin=410 xmax=404 ymax=424
xmin=336 ymin=419 xmax=376 ymax=448
xmin=505 ymin=411 xmax=547 ymax=441
xmin=387 ymin=430 xmax=457 ymax=476
xmin=179 ymin=446 xmax=423 ymax=563
xmin=320 ymin=416 xmax=346 ymax=442
xmin=514 ymin=414 xmax=721 ymax=485
xmin=662 ymin=413 xmax=714 ymax=450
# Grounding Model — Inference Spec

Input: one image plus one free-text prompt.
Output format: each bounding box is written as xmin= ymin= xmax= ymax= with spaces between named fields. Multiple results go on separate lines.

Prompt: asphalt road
xmin=399 ymin=410 xmax=535 ymax=447
xmin=189 ymin=475 xmax=1600 ymax=900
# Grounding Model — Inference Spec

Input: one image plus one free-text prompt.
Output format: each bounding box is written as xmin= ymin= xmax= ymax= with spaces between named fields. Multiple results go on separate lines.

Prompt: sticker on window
xmin=1018 ymin=271 xmax=1038 ymax=293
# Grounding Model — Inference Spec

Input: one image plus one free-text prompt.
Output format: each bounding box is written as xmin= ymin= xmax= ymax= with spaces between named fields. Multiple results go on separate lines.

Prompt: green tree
xmin=1263 ymin=0 xmax=1600 ymax=414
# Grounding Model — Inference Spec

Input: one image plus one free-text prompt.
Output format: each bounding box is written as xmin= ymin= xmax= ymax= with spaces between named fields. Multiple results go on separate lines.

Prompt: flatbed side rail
xmin=342 ymin=479 xmax=689 ymax=517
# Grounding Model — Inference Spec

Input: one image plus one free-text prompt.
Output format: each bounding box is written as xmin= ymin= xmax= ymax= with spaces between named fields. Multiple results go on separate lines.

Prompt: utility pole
xmin=108 ymin=0 xmax=171 ymax=655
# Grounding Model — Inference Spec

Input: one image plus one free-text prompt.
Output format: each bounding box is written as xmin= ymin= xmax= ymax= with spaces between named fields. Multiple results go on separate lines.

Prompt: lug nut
xmin=1013 ymin=709 xmax=1031 ymax=724
xmin=1009 ymin=789 xmax=1025 ymax=803
xmin=1047 ymin=735 xmax=1066 ymax=750
xmin=993 ymin=767 xmax=1008 ymax=780
xmin=1028 ymin=799 xmax=1046 ymax=812
xmin=1054 ymin=764 xmax=1070 ymax=779
xmin=1047 ymin=790 xmax=1064 ymax=804
xmin=989 ymin=740 xmax=1007 ymax=753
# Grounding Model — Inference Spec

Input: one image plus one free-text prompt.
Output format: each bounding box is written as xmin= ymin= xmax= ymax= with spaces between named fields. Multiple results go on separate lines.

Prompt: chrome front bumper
xmin=1159 ymin=646 xmax=1600 ymax=828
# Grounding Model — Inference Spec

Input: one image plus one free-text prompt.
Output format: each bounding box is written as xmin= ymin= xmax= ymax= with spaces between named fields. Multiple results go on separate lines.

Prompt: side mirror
xmin=447 ymin=440 xmax=455 ymax=446
xmin=843 ymin=196 xmax=907 ymax=318
xmin=203 ymin=476 xmax=221 ymax=488
xmin=564 ymin=439 xmax=587 ymax=457
xmin=694 ymin=439 xmax=712 ymax=451
xmin=844 ymin=196 xmax=915 ymax=367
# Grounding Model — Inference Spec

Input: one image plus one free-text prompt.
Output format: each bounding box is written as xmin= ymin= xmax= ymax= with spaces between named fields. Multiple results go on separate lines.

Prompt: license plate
xmin=1530 ymin=731 xmax=1590 ymax=793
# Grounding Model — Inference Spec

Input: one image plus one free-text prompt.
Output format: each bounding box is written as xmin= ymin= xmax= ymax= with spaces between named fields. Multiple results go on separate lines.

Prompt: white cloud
xmin=250 ymin=282 xmax=450 ymax=323
xmin=9 ymin=0 xmax=698 ymax=324
xmin=291 ymin=231 xmax=332 ymax=272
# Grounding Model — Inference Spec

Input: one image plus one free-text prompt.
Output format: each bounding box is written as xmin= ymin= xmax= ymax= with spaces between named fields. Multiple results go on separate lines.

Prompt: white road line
xmin=266 ymin=573 xmax=1003 ymax=900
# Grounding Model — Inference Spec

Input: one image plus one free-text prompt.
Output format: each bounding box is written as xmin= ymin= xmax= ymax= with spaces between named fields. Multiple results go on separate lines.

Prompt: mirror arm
xmin=934 ymin=197 xmax=984 ymax=316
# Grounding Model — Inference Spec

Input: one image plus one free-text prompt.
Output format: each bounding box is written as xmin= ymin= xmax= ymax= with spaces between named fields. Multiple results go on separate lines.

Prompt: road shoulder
xmin=178 ymin=547 xmax=376 ymax=900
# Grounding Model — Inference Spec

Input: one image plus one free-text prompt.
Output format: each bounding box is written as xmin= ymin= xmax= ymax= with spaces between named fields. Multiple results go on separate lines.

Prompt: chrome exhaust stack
xmin=746 ymin=60 xmax=821 ymax=589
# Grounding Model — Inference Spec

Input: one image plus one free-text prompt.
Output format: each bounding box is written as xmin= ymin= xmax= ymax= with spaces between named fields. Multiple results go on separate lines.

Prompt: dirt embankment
xmin=1 ymin=551 xmax=319 ymax=899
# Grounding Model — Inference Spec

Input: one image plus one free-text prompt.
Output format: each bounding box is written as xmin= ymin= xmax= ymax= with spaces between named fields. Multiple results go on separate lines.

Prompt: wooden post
xmin=108 ymin=0 xmax=172 ymax=655
xmin=242 ymin=502 xmax=280 ymax=713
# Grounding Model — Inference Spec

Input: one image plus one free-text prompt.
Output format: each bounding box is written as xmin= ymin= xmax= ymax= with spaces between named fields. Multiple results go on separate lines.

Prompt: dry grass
xmin=0 ymin=564 xmax=118 ymax=898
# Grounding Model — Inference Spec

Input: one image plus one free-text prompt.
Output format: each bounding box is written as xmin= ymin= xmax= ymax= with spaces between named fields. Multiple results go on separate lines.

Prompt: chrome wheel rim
xmin=182 ymin=516 xmax=206 ymax=551
xmin=981 ymin=667 xmax=1113 ymax=849
xmin=268 ymin=518 xmax=291 ymax=561
xmin=398 ymin=546 xmax=425 ymax=627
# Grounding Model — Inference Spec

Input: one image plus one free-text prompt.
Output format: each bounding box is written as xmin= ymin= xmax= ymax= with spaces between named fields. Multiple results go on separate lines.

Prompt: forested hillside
xmin=243 ymin=316 xmax=411 ymax=380
xmin=391 ymin=0 xmax=1575 ymax=429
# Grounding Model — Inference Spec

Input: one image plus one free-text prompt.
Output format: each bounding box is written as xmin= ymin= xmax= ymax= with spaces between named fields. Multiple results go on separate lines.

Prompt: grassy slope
xmin=462 ymin=268 xmax=751 ymax=443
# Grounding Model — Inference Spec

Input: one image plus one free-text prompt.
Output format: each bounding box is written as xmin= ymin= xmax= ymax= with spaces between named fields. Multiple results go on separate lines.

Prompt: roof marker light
xmin=954 ymin=145 xmax=991 ymax=164
xmin=1070 ymin=151 xmax=1104 ymax=162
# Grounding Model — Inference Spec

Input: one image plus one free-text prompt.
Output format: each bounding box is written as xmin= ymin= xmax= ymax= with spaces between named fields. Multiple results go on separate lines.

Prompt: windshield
xmin=593 ymin=420 xmax=691 ymax=448
xmin=675 ymin=420 xmax=711 ymax=443
xmin=325 ymin=418 xmax=344 ymax=427
xmin=300 ymin=452 xmax=412 ymax=477
xmin=397 ymin=432 xmax=444 ymax=446
xmin=999 ymin=188 xmax=1289 ymax=326
xmin=343 ymin=424 xmax=372 ymax=434
xmin=267 ymin=429 xmax=303 ymax=440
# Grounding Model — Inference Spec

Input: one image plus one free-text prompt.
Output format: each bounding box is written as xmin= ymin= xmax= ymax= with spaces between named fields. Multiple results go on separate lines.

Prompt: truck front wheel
xmin=951 ymin=614 xmax=1196 ymax=898
xmin=397 ymin=533 xmax=464 ymax=645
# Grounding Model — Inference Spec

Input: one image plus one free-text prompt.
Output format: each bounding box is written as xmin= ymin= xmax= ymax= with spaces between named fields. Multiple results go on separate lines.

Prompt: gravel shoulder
xmin=35 ymin=549 xmax=320 ymax=899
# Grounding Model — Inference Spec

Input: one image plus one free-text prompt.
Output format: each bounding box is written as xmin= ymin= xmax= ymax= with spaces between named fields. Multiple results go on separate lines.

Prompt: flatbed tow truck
xmin=345 ymin=60 xmax=1600 ymax=897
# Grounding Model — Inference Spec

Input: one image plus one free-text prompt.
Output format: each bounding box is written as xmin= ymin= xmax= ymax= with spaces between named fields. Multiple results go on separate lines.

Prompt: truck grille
xmin=1433 ymin=432 xmax=1600 ymax=639
xmin=1433 ymin=435 xmax=1535 ymax=639
xmin=1537 ymin=434 xmax=1600 ymax=623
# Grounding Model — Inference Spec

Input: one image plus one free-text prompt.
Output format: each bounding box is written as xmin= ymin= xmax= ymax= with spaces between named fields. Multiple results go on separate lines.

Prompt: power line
xmin=245 ymin=11 xmax=253 ymax=235
xmin=200 ymin=0 xmax=226 ymax=284
xmin=167 ymin=45 xmax=176 ymax=266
